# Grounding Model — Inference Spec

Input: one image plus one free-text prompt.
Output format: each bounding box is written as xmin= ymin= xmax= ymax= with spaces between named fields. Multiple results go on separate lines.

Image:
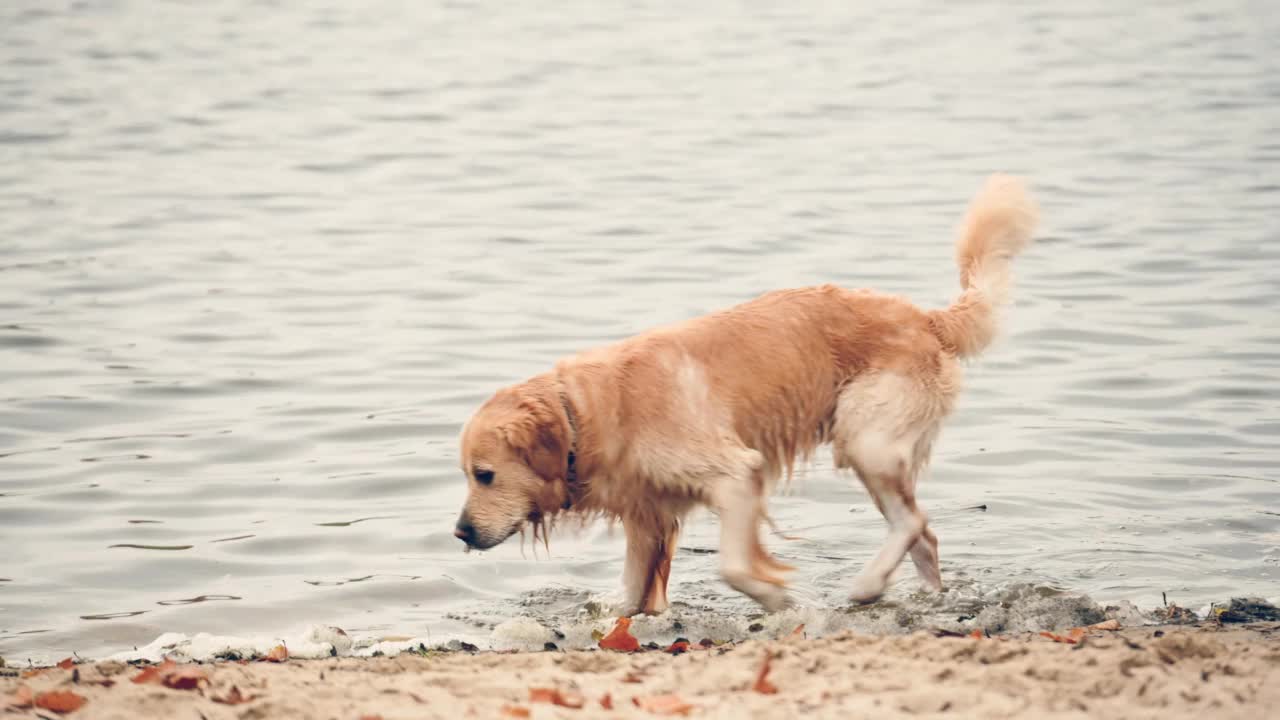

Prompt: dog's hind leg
xmin=846 ymin=454 xmax=928 ymax=603
xmin=860 ymin=485 xmax=940 ymax=593
xmin=909 ymin=525 xmax=942 ymax=592
xmin=902 ymin=430 xmax=944 ymax=592
xmin=834 ymin=373 xmax=948 ymax=603
xmin=859 ymin=487 xmax=940 ymax=593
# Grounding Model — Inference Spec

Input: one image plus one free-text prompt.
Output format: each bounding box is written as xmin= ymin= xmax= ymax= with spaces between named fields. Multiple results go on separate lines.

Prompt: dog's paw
xmin=911 ymin=560 xmax=943 ymax=593
xmin=761 ymin=588 xmax=795 ymax=613
xmin=723 ymin=571 xmax=792 ymax=613
xmin=743 ymin=580 xmax=791 ymax=613
xmin=848 ymin=574 xmax=887 ymax=604
xmin=748 ymin=584 xmax=792 ymax=614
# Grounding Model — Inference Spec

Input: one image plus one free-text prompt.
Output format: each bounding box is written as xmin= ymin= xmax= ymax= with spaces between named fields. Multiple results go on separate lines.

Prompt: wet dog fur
xmin=454 ymin=174 xmax=1038 ymax=614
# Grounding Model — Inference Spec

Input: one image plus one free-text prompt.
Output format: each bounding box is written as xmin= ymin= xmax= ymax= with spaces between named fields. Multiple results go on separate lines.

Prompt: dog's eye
xmin=474 ymin=469 xmax=494 ymax=485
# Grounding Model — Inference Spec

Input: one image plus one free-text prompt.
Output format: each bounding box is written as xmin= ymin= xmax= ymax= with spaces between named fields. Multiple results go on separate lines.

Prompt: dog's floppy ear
xmin=500 ymin=394 xmax=570 ymax=483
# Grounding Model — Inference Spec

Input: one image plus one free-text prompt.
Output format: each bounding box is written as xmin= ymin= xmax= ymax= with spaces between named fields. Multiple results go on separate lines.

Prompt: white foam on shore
xmin=107 ymin=625 xmax=355 ymax=664
xmin=97 ymin=588 xmax=1280 ymax=665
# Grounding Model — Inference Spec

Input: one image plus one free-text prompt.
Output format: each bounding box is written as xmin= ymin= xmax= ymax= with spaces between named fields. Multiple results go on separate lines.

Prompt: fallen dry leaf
xmin=529 ymin=687 xmax=585 ymax=709
xmin=130 ymin=659 xmax=207 ymax=691
xmin=600 ymin=693 xmax=614 ymax=710
xmin=131 ymin=666 xmax=160 ymax=684
xmin=752 ymin=653 xmax=778 ymax=695
xmin=264 ymin=645 xmax=289 ymax=663
xmin=211 ymin=685 xmax=255 ymax=705
xmin=528 ymin=687 xmax=556 ymax=704
xmin=20 ymin=668 xmax=47 ymax=679
xmin=8 ymin=685 xmax=33 ymax=709
xmin=1065 ymin=619 xmax=1120 ymax=641
xmin=969 ymin=629 xmax=984 ymax=640
xmin=161 ymin=665 xmax=208 ymax=691
xmin=665 ymin=640 xmax=690 ymax=655
xmin=35 ymin=690 xmax=87 ymax=714
xmin=599 ymin=617 xmax=640 ymax=653
xmin=1040 ymin=631 xmax=1078 ymax=645
xmin=56 ymin=657 xmax=75 ymax=670
xmin=131 ymin=659 xmax=177 ymax=685
xmin=633 ymin=693 xmax=694 ymax=716
xmin=789 ymin=624 xmax=806 ymax=638
xmin=500 ymin=705 xmax=531 ymax=718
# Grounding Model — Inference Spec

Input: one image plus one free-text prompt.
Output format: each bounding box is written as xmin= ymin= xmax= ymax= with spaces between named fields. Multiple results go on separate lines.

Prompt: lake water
xmin=2 ymin=0 xmax=1278 ymax=664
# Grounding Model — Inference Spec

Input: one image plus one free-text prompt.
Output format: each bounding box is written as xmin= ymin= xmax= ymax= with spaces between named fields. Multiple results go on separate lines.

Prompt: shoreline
xmin=5 ymin=619 xmax=1278 ymax=719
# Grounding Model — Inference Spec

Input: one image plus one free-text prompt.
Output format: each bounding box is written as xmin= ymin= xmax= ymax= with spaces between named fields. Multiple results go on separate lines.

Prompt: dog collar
xmin=558 ymin=387 xmax=579 ymax=509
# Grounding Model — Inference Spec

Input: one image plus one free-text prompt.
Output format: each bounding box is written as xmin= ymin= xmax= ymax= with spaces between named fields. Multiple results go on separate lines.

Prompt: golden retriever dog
xmin=454 ymin=174 xmax=1038 ymax=615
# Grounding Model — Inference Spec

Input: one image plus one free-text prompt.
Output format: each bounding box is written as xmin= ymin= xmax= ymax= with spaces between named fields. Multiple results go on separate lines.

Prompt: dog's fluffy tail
xmin=928 ymin=174 xmax=1038 ymax=358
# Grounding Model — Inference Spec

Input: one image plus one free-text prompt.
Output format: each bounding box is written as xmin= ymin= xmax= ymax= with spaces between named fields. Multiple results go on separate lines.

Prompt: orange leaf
xmin=789 ymin=624 xmax=805 ymax=638
xmin=8 ymin=685 xmax=33 ymax=709
xmin=598 ymin=617 xmax=640 ymax=653
xmin=131 ymin=659 xmax=177 ymax=685
xmin=633 ymin=694 xmax=694 ymax=716
xmin=529 ymin=687 xmax=556 ymax=703
xmin=752 ymin=653 xmax=778 ymax=694
xmin=211 ymin=685 xmax=255 ymax=705
xmin=969 ymin=629 xmax=984 ymax=640
xmin=600 ymin=693 xmax=614 ymax=710
xmin=162 ymin=666 xmax=208 ymax=691
xmin=35 ymin=690 xmax=87 ymax=714
xmin=131 ymin=666 xmax=161 ymax=684
xmin=500 ymin=706 xmax=530 ymax=718
xmin=56 ymin=657 xmax=75 ymax=670
xmin=665 ymin=640 xmax=690 ymax=655
xmin=1089 ymin=619 xmax=1121 ymax=631
xmin=529 ymin=687 xmax=585 ymax=709
xmin=20 ymin=668 xmax=47 ymax=679
xmin=1068 ymin=627 xmax=1087 ymax=641
xmin=264 ymin=645 xmax=289 ymax=663
xmin=1039 ymin=631 xmax=1077 ymax=644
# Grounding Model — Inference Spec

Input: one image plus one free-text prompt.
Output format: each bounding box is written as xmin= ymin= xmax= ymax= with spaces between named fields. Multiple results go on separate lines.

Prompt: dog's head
xmin=454 ymin=375 xmax=572 ymax=550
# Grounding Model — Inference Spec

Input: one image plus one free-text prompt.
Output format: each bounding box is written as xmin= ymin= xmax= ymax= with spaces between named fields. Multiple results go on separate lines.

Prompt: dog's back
xmin=563 ymin=174 xmax=1038 ymax=494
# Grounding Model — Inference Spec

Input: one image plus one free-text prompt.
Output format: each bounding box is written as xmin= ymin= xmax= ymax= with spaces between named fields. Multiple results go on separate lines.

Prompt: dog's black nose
xmin=454 ymin=519 xmax=476 ymax=545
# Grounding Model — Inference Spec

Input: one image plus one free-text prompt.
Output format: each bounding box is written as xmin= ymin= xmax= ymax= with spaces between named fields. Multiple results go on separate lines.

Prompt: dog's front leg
xmin=621 ymin=519 xmax=677 ymax=615
xmin=709 ymin=472 xmax=791 ymax=613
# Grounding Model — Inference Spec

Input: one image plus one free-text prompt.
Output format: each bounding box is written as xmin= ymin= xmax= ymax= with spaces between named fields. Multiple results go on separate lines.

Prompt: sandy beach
xmin=5 ymin=619 xmax=1277 ymax=719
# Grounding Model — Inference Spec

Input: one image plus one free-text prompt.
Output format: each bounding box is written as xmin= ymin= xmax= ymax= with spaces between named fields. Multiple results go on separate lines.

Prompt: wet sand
xmin=5 ymin=621 xmax=1278 ymax=719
